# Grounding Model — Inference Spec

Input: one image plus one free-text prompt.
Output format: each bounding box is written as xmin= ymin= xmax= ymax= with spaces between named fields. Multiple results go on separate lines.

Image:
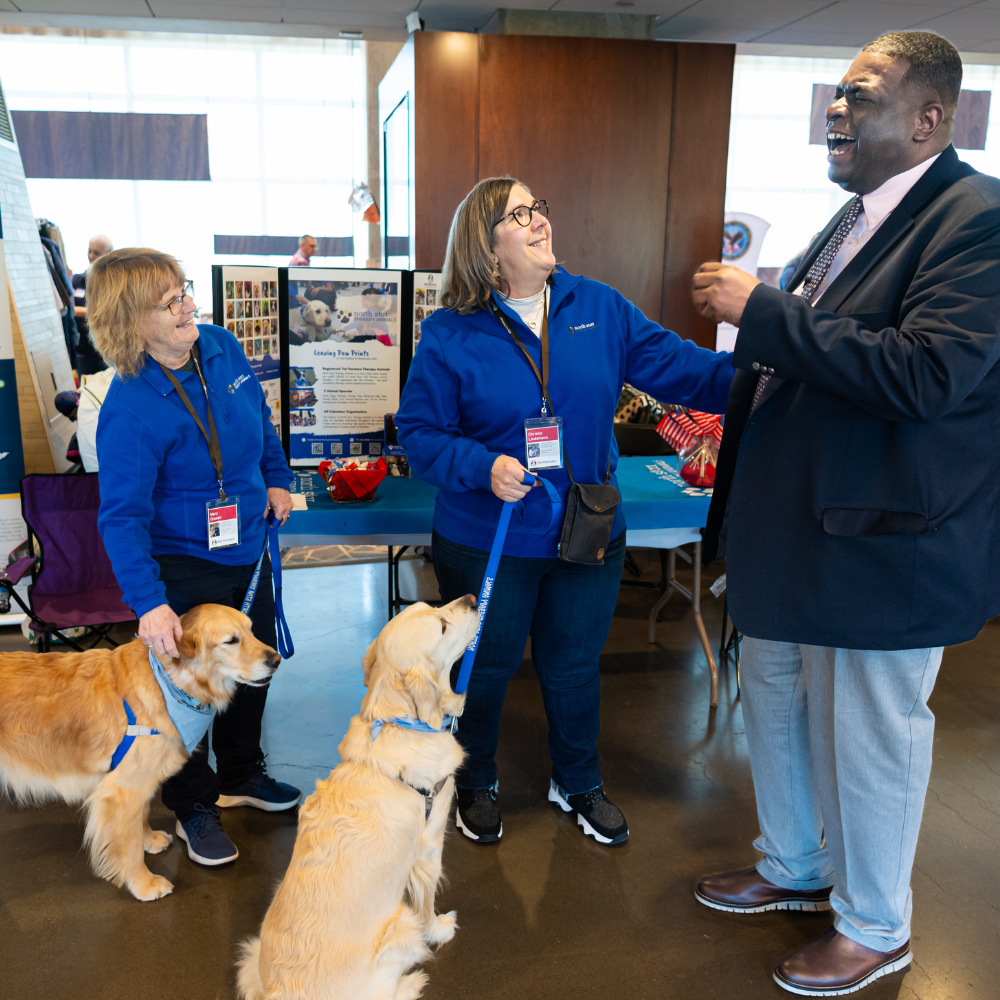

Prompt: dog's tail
xmin=235 ymin=936 xmax=266 ymax=1000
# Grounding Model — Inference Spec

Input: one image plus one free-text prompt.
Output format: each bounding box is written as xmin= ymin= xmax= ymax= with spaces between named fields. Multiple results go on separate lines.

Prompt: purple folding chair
xmin=0 ymin=474 xmax=133 ymax=652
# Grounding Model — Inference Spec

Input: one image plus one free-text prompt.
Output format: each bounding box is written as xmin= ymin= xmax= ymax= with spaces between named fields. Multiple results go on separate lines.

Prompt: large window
xmin=0 ymin=29 xmax=367 ymax=301
xmin=727 ymin=54 xmax=1000 ymax=271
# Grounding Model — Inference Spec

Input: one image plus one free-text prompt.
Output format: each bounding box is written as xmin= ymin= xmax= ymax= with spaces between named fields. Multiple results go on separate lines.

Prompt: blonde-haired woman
xmin=395 ymin=178 xmax=734 ymax=846
xmin=90 ymin=248 xmax=301 ymax=868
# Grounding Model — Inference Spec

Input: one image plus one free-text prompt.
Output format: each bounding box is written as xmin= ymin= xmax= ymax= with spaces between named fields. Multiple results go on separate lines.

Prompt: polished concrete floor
xmin=1 ymin=549 xmax=999 ymax=999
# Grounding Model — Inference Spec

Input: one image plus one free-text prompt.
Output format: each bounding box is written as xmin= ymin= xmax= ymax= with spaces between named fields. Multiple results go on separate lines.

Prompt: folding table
xmin=282 ymin=456 xmax=719 ymax=704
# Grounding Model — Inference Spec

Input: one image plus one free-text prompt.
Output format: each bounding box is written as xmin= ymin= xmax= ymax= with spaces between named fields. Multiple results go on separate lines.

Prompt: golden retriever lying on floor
xmin=237 ymin=594 xmax=479 ymax=1000
xmin=0 ymin=604 xmax=279 ymax=901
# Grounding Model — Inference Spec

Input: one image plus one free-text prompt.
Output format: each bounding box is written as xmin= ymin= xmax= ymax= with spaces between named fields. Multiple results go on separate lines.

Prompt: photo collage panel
xmin=224 ymin=279 xmax=280 ymax=359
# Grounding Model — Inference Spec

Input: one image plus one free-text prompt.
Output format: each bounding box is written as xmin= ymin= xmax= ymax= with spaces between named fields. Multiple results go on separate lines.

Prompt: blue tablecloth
xmin=282 ymin=456 xmax=712 ymax=541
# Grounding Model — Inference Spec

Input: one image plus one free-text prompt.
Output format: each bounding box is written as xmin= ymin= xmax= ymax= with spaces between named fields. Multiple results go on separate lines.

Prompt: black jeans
xmin=155 ymin=551 xmax=276 ymax=821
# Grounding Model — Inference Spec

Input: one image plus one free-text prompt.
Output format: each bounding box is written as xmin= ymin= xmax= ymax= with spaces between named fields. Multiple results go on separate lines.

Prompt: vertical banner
xmin=716 ymin=212 xmax=771 ymax=353
xmin=411 ymin=270 xmax=441 ymax=350
xmin=212 ymin=265 xmax=284 ymax=442
xmin=0 ymin=224 xmax=29 ymax=624
xmin=282 ymin=267 xmax=412 ymax=466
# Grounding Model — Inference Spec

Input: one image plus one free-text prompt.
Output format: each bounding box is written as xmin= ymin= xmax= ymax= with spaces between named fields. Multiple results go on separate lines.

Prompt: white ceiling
xmin=0 ymin=0 xmax=999 ymax=52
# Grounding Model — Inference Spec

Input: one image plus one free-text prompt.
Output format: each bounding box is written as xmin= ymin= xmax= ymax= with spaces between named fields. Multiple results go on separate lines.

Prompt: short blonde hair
xmin=87 ymin=248 xmax=186 ymax=377
xmin=440 ymin=176 xmax=529 ymax=315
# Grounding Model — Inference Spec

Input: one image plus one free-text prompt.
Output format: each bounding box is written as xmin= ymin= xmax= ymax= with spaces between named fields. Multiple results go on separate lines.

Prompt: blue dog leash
xmin=242 ymin=514 xmax=294 ymax=659
xmin=453 ymin=473 xmax=562 ymax=699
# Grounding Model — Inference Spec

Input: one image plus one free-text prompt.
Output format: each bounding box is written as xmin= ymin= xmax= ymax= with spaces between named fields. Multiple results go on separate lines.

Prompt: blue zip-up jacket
xmin=97 ymin=324 xmax=292 ymax=617
xmin=395 ymin=268 xmax=734 ymax=557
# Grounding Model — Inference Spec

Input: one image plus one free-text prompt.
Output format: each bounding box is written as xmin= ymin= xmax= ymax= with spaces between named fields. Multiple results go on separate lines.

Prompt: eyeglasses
xmin=502 ymin=200 xmax=549 ymax=228
xmin=154 ymin=280 xmax=195 ymax=315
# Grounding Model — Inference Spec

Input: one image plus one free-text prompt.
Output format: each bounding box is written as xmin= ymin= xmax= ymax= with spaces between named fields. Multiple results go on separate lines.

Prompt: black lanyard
xmin=157 ymin=343 xmax=227 ymax=501
xmin=488 ymin=289 xmax=554 ymax=416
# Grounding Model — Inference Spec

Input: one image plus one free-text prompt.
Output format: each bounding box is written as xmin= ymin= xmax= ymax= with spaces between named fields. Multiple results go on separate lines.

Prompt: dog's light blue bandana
xmin=370 ymin=714 xmax=457 ymax=741
xmin=148 ymin=648 xmax=216 ymax=753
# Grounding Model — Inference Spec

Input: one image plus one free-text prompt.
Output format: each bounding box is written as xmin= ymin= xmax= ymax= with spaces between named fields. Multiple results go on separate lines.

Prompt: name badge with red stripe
xmin=207 ymin=496 xmax=241 ymax=550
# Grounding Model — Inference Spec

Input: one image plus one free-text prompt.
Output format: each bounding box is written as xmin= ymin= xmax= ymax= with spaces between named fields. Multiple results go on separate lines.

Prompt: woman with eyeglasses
xmin=395 ymin=178 xmax=734 ymax=847
xmin=88 ymin=249 xmax=301 ymax=870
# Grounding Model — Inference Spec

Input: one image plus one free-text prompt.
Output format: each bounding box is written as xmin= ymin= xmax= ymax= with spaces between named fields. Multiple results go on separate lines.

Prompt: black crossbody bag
xmin=488 ymin=294 xmax=620 ymax=565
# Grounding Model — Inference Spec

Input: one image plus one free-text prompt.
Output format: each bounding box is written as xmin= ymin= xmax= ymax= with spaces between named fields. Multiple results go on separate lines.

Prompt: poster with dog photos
xmin=217 ymin=265 xmax=283 ymax=442
xmin=284 ymin=268 xmax=402 ymax=466
xmin=412 ymin=271 xmax=441 ymax=350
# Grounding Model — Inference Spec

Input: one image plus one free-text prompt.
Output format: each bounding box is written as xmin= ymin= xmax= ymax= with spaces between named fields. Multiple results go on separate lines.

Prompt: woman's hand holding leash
xmin=265 ymin=487 xmax=293 ymax=525
xmin=491 ymin=456 xmax=541 ymax=502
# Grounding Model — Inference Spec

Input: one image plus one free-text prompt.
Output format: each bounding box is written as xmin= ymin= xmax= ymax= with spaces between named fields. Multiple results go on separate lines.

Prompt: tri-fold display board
xmin=212 ymin=265 xmax=413 ymax=468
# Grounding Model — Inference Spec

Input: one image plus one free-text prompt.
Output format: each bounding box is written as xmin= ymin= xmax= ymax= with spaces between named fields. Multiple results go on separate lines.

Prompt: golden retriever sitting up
xmin=237 ymin=594 xmax=479 ymax=1000
xmin=0 ymin=604 xmax=279 ymax=901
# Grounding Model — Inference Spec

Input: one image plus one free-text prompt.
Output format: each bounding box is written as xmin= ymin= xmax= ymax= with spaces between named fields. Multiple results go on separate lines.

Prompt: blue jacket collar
xmin=139 ymin=325 xmax=223 ymax=398
xmin=479 ymin=266 xmax=582 ymax=344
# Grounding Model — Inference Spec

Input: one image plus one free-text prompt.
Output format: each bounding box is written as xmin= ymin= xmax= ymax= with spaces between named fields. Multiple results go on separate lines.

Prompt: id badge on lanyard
xmin=206 ymin=496 xmax=241 ymax=550
xmin=524 ymin=416 xmax=563 ymax=471
xmin=157 ymin=345 xmax=240 ymax=552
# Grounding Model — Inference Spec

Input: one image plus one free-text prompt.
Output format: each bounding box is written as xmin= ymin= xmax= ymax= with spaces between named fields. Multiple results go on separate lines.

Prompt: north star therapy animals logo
xmin=228 ymin=373 xmax=252 ymax=394
xmin=722 ymin=221 xmax=751 ymax=260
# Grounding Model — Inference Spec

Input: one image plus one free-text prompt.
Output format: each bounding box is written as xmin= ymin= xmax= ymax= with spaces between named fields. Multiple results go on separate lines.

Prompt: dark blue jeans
xmin=433 ymin=528 xmax=626 ymax=795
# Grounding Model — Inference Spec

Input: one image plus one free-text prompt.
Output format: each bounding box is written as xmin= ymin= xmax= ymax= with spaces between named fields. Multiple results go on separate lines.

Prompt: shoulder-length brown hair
xmin=87 ymin=248 xmax=187 ymax=377
xmin=440 ymin=176 xmax=531 ymax=315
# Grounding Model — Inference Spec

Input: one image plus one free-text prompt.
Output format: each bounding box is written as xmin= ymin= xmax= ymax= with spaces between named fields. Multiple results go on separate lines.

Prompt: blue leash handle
xmin=453 ymin=473 xmax=561 ymax=696
xmin=241 ymin=514 xmax=294 ymax=659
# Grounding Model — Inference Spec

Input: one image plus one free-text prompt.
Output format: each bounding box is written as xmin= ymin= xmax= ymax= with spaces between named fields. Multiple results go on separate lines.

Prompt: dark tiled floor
xmin=1 ymin=550 xmax=998 ymax=999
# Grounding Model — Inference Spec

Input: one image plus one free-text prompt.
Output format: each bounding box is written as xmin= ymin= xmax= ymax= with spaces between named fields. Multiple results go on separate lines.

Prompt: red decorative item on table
xmin=318 ymin=456 xmax=388 ymax=502
xmin=654 ymin=407 xmax=724 ymax=488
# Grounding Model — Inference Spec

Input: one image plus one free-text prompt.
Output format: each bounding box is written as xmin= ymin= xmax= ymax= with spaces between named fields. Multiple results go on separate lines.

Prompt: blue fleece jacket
xmin=395 ymin=268 xmax=734 ymax=557
xmin=97 ymin=324 xmax=293 ymax=617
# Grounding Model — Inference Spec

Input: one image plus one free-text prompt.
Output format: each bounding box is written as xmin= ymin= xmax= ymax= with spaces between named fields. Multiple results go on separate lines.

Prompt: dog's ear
xmin=176 ymin=631 xmax=197 ymax=660
xmin=404 ymin=662 xmax=443 ymax=729
xmin=362 ymin=639 xmax=378 ymax=687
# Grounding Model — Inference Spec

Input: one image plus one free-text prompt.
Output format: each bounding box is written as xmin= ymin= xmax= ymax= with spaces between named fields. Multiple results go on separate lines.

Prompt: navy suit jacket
xmin=704 ymin=145 xmax=1000 ymax=649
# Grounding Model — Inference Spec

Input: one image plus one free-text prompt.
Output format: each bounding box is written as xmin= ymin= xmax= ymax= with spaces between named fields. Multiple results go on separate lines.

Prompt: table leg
xmin=647 ymin=548 xmax=676 ymax=643
xmin=691 ymin=540 xmax=718 ymax=709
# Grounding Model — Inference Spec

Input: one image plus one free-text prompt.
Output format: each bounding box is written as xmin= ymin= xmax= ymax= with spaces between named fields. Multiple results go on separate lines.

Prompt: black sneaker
xmin=455 ymin=783 xmax=502 ymax=843
xmin=548 ymin=781 xmax=629 ymax=846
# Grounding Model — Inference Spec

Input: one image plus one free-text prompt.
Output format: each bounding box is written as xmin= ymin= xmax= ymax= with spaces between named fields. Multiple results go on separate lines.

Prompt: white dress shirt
xmin=798 ymin=153 xmax=942 ymax=302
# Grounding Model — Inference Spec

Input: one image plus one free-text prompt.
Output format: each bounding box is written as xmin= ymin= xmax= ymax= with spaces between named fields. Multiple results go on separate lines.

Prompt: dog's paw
xmin=426 ymin=910 xmax=458 ymax=948
xmin=130 ymin=873 xmax=174 ymax=902
xmin=144 ymin=829 xmax=173 ymax=854
xmin=395 ymin=970 xmax=428 ymax=1000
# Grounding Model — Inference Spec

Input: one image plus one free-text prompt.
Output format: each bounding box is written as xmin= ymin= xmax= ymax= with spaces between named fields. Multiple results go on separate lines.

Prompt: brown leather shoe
xmin=695 ymin=865 xmax=832 ymax=914
xmin=774 ymin=927 xmax=912 ymax=995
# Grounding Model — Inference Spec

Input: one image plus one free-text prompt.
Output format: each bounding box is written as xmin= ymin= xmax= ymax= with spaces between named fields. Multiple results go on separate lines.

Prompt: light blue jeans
xmin=740 ymin=637 xmax=943 ymax=952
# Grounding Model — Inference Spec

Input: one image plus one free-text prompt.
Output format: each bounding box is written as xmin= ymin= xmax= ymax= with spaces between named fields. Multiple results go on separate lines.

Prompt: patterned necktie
xmin=751 ymin=195 xmax=864 ymax=409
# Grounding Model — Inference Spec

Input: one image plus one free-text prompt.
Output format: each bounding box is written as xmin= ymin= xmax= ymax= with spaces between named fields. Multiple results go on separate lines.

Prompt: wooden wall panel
xmin=413 ymin=32 xmax=479 ymax=269
xmin=477 ymin=35 xmax=674 ymax=322
xmin=661 ymin=43 xmax=735 ymax=348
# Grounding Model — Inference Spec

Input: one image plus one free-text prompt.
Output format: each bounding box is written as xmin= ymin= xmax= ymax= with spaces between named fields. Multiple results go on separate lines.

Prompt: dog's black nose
xmin=265 ymin=651 xmax=281 ymax=670
xmin=463 ymin=593 xmax=477 ymax=609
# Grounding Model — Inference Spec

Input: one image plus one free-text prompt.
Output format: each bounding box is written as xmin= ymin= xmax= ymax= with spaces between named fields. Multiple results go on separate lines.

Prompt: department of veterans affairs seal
xmin=722 ymin=221 xmax=751 ymax=260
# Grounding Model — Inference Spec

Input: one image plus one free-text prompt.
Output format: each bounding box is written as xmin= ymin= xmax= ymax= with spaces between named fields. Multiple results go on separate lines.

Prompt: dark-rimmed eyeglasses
xmin=154 ymin=280 xmax=195 ymax=315
xmin=501 ymin=200 xmax=549 ymax=228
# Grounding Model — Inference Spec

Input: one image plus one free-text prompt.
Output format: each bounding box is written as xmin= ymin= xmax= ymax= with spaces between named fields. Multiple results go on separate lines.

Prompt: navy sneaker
xmin=548 ymin=781 xmax=629 ymax=846
xmin=455 ymin=783 xmax=502 ymax=843
xmin=216 ymin=760 xmax=302 ymax=812
xmin=175 ymin=804 xmax=239 ymax=866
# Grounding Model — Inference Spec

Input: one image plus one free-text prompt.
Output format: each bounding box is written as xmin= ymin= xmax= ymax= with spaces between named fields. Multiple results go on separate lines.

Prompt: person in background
xmin=692 ymin=32 xmax=1000 ymax=996
xmin=72 ymin=235 xmax=113 ymax=377
xmin=396 ymin=177 xmax=733 ymax=848
xmin=89 ymin=248 xmax=301 ymax=869
xmin=288 ymin=234 xmax=317 ymax=267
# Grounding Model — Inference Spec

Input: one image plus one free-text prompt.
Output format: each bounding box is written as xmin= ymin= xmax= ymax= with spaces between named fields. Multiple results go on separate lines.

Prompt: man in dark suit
xmin=690 ymin=32 xmax=1000 ymax=996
